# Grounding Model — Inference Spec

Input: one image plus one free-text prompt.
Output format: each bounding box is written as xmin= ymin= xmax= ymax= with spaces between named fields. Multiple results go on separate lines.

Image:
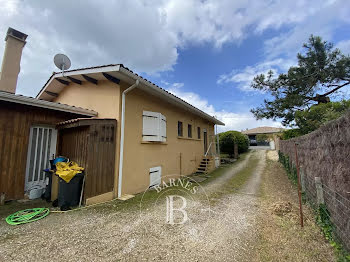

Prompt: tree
xmin=280 ymin=99 xmax=350 ymax=139
xmin=295 ymin=99 xmax=350 ymax=135
xmin=251 ymin=35 xmax=350 ymax=126
xmin=219 ymin=131 xmax=249 ymax=157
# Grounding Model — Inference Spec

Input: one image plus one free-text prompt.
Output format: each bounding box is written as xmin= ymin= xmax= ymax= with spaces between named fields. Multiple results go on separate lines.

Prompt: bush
xmin=295 ymin=100 xmax=350 ymax=135
xmin=281 ymin=129 xmax=302 ymax=140
xmin=219 ymin=131 xmax=249 ymax=157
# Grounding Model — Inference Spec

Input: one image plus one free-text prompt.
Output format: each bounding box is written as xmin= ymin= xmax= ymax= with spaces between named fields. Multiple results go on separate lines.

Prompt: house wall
xmin=54 ymin=80 xmax=122 ymax=199
xmin=121 ymin=88 xmax=216 ymax=195
xmin=53 ymin=80 xmax=120 ymax=118
xmin=52 ymin=80 xmax=218 ymax=198
xmin=0 ymin=101 xmax=84 ymax=200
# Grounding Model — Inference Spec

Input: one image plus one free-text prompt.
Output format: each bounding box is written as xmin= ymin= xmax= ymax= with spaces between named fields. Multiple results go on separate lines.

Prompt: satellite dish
xmin=54 ymin=54 xmax=71 ymax=75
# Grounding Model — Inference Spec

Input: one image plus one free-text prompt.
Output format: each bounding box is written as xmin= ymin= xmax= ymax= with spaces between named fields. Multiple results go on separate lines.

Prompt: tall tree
xmin=251 ymin=35 xmax=350 ymax=126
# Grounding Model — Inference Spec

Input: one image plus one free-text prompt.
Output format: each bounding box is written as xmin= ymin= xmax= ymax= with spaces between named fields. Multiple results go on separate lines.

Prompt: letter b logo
xmin=166 ymin=195 xmax=188 ymax=225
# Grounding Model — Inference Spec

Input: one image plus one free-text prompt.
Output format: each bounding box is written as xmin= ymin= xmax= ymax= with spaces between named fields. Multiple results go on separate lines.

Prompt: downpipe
xmin=117 ymin=80 xmax=139 ymax=198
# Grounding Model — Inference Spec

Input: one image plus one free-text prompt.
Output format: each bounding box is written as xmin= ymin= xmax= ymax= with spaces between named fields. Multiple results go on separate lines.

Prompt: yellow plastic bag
xmin=55 ymin=161 xmax=84 ymax=183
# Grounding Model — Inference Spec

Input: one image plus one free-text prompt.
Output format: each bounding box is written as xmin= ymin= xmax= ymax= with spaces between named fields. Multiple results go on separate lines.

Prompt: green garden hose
xmin=5 ymin=208 xmax=50 ymax=225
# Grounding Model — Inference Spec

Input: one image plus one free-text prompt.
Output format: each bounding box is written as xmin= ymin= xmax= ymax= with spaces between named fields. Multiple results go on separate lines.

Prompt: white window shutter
xmin=142 ymin=111 xmax=166 ymax=142
xmin=150 ymin=166 xmax=161 ymax=187
xmin=143 ymin=111 xmax=159 ymax=141
xmin=160 ymin=114 xmax=167 ymax=142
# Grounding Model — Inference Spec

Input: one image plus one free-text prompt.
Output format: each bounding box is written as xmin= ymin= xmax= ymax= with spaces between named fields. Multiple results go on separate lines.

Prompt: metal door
xmin=25 ymin=126 xmax=57 ymax=192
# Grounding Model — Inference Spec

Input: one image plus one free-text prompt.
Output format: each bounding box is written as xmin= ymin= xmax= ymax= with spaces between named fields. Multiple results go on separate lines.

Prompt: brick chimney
xmin=0 ymin=27 xmax=28 ymax=93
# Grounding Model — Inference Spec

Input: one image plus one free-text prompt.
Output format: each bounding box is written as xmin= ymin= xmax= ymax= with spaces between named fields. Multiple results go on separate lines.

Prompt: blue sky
xmin=0 ymin=0 xmax=349 ymax=131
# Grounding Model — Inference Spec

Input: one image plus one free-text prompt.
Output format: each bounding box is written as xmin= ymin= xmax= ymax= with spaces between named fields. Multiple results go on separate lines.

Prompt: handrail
xmin=205 ymin=142 xmax=213 ymax=157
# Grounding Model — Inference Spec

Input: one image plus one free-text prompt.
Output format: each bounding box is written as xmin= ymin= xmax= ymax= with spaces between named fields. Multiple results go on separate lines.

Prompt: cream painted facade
xmin=53 ymin=79 xmax=217 ymax=198
xmin=122 ymin=87 xmax=216 ymax=195
xmin=53 ymin=80 xmax=123 ymax=200
xmin=54 ymin=80 xmax=121 ymax=118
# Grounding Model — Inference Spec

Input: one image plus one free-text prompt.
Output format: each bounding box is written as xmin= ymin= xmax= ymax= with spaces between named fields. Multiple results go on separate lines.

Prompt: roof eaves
xmin=0 ymin=91 xmax=97 ymax=116
xmin=36 ymin=63 xmax=224 ymax=125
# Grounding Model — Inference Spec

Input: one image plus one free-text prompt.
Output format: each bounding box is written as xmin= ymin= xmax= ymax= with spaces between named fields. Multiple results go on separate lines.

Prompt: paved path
xmin=0 ymin=150 xmax=266 ymax=262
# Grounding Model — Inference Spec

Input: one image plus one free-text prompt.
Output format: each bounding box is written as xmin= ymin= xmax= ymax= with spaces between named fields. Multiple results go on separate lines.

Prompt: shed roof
xmin=36 ymin=64 xmax=224 ymax=125
xmin=0 ymin=91 xmax=97 ymax=116
xmin=56 ymin=117 xmax=116 ymax=129
xmin=242 ymin=126 xmax=284 ymax=135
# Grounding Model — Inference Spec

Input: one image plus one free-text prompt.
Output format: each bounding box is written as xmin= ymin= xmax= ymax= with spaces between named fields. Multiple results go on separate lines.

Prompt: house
xmin=242 ymin=126 xmax=283 ymax=149
xmin=37 ymin=64 xmax=224 ymax=203
xmin=0 ymin=27 xmax=224 ymax=204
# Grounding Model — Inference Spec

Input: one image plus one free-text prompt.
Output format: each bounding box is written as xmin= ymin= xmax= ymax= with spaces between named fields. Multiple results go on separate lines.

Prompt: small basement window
xmin=150 ymin=166 xmax=161 ymax=187
xmin=178 ymin=121 xmax=183 ymax=137
xmin=188 ymin=124 xmax=192 ymax=138
xmin=197 ymin=127 xmax=201 ymax=139
xmin=142 ymin=111 xmax=166 ymax=142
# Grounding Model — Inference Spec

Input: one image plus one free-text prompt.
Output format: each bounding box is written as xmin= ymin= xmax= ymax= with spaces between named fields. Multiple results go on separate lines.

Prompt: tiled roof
xmin=242 ymin=126 xmax=284 ymax=135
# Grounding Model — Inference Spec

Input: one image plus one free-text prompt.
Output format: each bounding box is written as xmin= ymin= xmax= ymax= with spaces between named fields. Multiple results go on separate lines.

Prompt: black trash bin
xmin=58 ymin=173 xmax=84 ymax=210
xmin=42 ymin=169 xmax=53 ymax=202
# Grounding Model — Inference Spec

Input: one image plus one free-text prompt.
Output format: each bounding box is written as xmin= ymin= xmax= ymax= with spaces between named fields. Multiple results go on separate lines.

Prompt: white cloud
xmin=217 ymin=0 xmax=350 ymax=92
xmin=217 ymin=58 xmax=295 ymax=91
xmin=263 ymin=0 xmax=350 ymax=59
xmin=166 ymin=83 xmax=282 ymax=132
xmin=0 ymin=0 xmax=348 ymax=96
xmin=336 ymin=39 xmax=350 ymax=55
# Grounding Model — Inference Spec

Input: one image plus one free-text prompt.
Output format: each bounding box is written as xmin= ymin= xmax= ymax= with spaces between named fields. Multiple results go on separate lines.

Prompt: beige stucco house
xmin=37 ymin=65 xmax=224 ymax=202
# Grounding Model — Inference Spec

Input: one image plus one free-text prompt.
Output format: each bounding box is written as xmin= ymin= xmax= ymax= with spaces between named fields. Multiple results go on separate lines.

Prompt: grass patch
xmin=202 ymin=150 xmax=250 ymax=185
xmin=93 ymin=151 xmax=253 ymax=213
xmin=256 ymin=158 xmax=338 ymax=262
xmin=207 ymin=152 xmax=259 ymax=204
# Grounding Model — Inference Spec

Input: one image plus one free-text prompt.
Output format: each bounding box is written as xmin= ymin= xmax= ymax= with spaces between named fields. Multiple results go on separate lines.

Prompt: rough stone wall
xmin=279 ymin=111 xmax=350 ymax=250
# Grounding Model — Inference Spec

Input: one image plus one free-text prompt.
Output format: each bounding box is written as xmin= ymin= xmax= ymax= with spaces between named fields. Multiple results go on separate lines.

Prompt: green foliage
xmin=279 ymin=100 xmax=350 ymax=139
xmin=316 ymin=204 xmax=350 ymax=262
xmin=281 ymin=128 xmax=302 ymax=140
xmin=295 ymin=100 xmax=350 ymax=135
xmin=219 ymin=131 xmax=249 ymax=157
xmin=278 ymin=151 xmax=297 ymax=184
xmin=256 ymin=134 xmax=269 ymax=142
xmin=251 ymin=35 xmax=350 ymax=126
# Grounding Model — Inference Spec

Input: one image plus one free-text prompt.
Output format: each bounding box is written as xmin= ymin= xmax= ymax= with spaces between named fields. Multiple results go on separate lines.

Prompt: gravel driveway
xmin=0 ymin=150 xmax=265 ymax=262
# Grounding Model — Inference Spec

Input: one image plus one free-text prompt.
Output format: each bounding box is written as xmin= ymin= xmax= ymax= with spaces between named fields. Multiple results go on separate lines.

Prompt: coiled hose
xmin=5 ymin=208 xmax=50 ymax=225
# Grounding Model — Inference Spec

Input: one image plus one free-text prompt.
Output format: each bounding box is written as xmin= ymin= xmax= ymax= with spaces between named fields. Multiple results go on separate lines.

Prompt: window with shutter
xmin=142 ymin=111 xmax=166 ymax=142
xmin=160 ymin=114 xmax=167 ymax=142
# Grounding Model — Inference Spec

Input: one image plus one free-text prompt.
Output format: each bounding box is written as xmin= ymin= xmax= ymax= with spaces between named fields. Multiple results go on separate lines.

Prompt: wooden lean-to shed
xmin=0 ymin=92 xmax=97 ymax=201
xmin=56 ymin=118 xmax=117 ymax=202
